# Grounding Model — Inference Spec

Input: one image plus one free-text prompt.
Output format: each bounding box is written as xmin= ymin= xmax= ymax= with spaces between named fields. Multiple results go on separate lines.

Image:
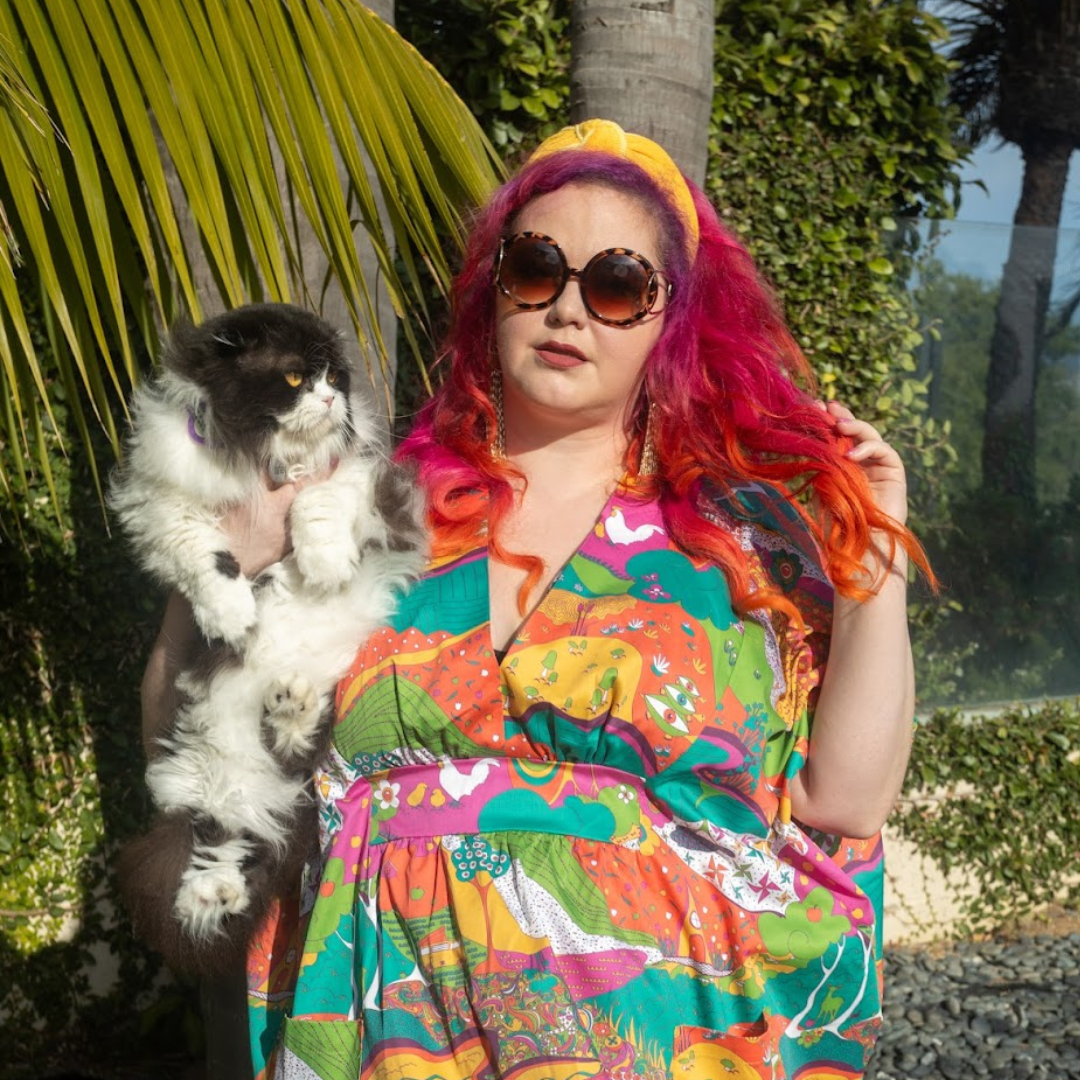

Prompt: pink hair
xmin=399 ymin=150 xmax=931 ymax=619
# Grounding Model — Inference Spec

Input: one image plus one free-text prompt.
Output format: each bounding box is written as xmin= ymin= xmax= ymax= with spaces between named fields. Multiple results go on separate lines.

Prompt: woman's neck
xmin=504 ymin=425 xmax=629 ymax=495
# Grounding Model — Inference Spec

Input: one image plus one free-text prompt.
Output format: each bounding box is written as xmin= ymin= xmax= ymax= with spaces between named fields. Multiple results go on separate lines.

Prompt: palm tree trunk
xmin=981 ymin=137 xmax=1073 ymax=505
xmin=568 ymin=0 xmax=714 ymax=186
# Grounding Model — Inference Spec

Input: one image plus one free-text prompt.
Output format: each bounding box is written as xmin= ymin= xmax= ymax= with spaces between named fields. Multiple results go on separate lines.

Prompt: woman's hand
xmin=220 ymin=475 xmax=306 ymax=578
xmin=822 ymin=399 xmax=908 ymax=526
xmin=141 ymin=473 xmax=318 ymax=755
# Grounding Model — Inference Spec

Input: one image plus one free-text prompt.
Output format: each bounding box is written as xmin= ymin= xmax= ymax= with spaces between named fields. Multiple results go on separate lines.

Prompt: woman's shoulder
xmin=693 ymin=477 xmax=834 ymax=623
xmin=697 ymin=479 xmax=822 ymax=566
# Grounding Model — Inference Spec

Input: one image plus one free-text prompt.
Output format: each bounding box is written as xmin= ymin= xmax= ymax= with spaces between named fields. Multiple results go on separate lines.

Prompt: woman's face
xmin=494 ymin=182 xmax=668 ymax=440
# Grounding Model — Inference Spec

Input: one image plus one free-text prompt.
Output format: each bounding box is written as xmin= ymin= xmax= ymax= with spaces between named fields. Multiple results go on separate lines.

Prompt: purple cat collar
xmin=187 ymin=402 xmax=208 ymax=446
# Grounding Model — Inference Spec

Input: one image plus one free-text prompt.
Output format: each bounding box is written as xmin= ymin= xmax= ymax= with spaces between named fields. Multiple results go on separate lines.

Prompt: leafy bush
xmin=397 ymin=0 xmax=570 ymax=158
xmin=0 ymin=291 xmax=196 ymax=1075
xmin=895 ymin=699 xmax=1080 ymax=932
xmin=709 ymin=0 xmax=961 ymax=456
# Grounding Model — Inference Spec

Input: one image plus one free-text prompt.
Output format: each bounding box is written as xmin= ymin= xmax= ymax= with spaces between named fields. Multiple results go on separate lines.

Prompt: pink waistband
xmin=334 ymin=757 xmax=669 ymax=845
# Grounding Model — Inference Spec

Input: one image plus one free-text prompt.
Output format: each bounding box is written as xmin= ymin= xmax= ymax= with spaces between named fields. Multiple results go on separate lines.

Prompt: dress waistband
xmin=340 ymin=757 xmax=671 ymax=847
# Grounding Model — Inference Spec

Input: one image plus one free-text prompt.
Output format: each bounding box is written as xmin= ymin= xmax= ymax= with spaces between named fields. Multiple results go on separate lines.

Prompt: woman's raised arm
xmin=788 ymin=400 xmax=915 ymax=838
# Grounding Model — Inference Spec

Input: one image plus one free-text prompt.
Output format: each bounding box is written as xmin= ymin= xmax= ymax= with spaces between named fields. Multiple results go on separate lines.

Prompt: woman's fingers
xmin=815 ymin=398 xmax=908 ymax=523
xmin=821 ymin=402 xmax=893 ymax=456
xmin=222 ymin=464 xmax=339 ymax=578
xmin=846 ymin=438 xmax=903 ymax=470
xmin=837 ymin=418 xmax=885 ymax=445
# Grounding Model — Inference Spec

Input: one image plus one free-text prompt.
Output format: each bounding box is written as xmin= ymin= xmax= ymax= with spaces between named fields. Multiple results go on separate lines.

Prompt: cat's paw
xmin=174 ymin=863 xmax=249 ymax=939
xmin=291 ymin=485 xmax=357 ymax=590
xmin=190 ymin=573 xmax=257 ymax=646
xmin=263 ymin=673 xmax=323 ymax=760
xmin=293 ymin=536 xmax=354 ymax=591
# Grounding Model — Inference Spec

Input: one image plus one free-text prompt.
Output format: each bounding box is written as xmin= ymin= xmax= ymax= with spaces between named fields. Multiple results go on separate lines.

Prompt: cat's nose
xmin=322 ymin=396 xmax=334 ymax=407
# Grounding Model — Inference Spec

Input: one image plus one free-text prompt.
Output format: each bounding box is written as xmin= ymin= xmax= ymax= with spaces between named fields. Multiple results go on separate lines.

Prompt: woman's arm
xmin=141 ymin=592 xmax=198 ymax=757
xmin=787 ymin=401 xmax=914 ymax=838
xmin=139 ymin=477 xmax=302 ymax=757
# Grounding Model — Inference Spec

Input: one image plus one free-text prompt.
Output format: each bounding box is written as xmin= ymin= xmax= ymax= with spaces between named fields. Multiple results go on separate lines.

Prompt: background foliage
xmin=397 ymin=0 xmax=570 ymax=158
xmin=708 ymin=0 xmax=961 ymax=518
xmin=0 ymin=302 xmax=184 ymax=1074
xmin=896 ymin=699 xmax=1080 ymax=933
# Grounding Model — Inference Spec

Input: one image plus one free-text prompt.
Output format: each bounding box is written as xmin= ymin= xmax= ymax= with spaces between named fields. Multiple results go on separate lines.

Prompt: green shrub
xmin=397 ymin=0 xmax=570 ymax=158
xmin=895 ymin=699 xmax=1080 ymax=933
xmin=709 ymin=0 xmax=961 ymax=463
xmin=0 ymin=289 xmax=196 ymax=1075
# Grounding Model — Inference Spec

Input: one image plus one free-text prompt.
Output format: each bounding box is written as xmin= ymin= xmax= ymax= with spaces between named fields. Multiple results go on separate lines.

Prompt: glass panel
xmin=907 ymin=219 xmax=1080 ymax=707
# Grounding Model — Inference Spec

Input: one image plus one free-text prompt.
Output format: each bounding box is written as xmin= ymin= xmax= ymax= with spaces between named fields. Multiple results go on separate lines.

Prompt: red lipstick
xmin=536 ymin=340 xmax=586 ymax=368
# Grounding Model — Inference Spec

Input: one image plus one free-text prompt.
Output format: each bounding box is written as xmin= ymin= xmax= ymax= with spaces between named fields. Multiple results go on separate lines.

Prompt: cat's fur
xmin=111 ymin=303 xmax=426 ymax=975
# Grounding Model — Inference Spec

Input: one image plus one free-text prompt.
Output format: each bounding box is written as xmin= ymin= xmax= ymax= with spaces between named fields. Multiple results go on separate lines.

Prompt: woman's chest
xmin=488 ymin=482 xmax=621 ymax=651
xmin=333 ymin=494 xmax=799 ymax=795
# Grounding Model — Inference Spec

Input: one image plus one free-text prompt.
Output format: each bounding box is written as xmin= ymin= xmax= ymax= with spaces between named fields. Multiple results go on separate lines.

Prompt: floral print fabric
xmin=248 ymin=483 xmax=885 ymax=1079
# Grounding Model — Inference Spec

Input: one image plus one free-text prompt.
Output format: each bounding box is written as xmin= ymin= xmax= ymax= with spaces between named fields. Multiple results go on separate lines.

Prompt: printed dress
xmin=248 ymin=482 xmax=886 ymax=1080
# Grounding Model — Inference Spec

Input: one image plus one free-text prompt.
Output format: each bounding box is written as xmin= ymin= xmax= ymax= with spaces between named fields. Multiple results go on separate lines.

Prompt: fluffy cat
xmin=111 ymin=303 xmax=426 ymax=974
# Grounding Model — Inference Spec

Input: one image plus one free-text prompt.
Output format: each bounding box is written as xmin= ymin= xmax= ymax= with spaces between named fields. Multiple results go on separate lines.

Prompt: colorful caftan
xmin=248 ymin=482 xmax=886 ymax=1080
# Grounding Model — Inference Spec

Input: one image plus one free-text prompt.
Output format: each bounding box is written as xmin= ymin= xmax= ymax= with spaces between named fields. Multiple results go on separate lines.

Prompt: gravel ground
xmin=868 ymin=931 xmax=1080 ymax=1080
xmin=28 ymin=927 xmax=1080 ymax=1079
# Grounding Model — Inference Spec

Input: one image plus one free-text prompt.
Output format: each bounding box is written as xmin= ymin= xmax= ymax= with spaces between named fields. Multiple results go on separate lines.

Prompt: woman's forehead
xmin=512 ymin=183 xmax=666 ymax=264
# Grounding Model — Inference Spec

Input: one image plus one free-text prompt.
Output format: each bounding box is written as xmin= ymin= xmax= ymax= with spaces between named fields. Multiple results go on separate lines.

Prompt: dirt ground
xmin=989 ymin=902 xmax=1080 ymax=940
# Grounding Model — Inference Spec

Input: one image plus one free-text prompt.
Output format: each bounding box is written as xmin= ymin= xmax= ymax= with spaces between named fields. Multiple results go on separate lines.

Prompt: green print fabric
xmin=247 ymin=483 xmax=887 ymax=1080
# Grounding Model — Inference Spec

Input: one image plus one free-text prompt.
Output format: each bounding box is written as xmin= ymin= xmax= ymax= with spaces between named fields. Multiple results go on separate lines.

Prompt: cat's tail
xmin=116 ymin=810 xmax=303 ymax=977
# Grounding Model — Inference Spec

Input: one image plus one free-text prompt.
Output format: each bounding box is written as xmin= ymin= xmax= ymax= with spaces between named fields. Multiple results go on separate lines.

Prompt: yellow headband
xmin=527 ymin=119 xmax=699 ymax=256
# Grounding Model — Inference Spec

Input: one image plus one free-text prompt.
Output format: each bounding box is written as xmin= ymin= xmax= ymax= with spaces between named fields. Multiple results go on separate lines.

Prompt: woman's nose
xmin=546 ymin=275 xmax=589 ymax=328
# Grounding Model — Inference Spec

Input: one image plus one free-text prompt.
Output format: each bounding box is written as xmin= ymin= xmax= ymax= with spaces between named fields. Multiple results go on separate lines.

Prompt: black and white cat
xmin=111 ymin=303 xmax=426 ymax=974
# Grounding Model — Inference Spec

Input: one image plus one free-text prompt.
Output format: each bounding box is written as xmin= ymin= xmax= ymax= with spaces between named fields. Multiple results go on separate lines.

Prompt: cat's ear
xmin=162 ymin=317 xmax=208 ymax=381
xmin=164 ymin=316 xmax=238 ymax=382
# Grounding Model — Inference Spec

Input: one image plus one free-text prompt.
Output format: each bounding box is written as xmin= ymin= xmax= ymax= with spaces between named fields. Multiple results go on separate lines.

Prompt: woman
xmin=145 ymin=120 xmax=924 ymax=1079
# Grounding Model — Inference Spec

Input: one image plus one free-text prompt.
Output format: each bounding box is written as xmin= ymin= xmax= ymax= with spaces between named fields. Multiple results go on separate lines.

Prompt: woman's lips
xmin=535 ymin=341 xmax=586 ymax=368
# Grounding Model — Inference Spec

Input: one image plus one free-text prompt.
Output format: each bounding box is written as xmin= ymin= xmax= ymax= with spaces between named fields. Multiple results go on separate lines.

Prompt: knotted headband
xmin=527 ymin=119 xmax=700 ymax=256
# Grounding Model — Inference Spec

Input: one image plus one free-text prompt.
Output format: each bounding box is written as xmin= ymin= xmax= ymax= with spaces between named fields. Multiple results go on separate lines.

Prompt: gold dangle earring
xmin=490 ymin=365 xmax=506 ymax=460
xmin=639 ymin=397 xmax=658 ymax=477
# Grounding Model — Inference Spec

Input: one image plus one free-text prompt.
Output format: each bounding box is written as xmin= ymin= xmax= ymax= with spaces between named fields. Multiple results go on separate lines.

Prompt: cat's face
xmin=166 ymin=304 xmax=360 ymax=465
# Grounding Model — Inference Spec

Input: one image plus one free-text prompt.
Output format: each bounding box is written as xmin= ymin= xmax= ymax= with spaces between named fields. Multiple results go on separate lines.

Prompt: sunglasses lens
xmin=499 ymin=237 xmax=564 ymax=307
xmin=583 ymin=253 xmax=653 ymax=323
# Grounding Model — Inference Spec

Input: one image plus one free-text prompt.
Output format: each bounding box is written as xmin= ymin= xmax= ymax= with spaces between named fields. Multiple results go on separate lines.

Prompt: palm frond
xmin=941 ymin=0 xmax=1080 ymax=147
xmin=0 ymin=0 xmax=502 ymax=525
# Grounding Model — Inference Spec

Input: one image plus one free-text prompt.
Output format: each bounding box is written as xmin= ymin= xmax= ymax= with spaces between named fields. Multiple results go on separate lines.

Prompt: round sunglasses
xmin=494 ymin=231 xmax=672 ymax=326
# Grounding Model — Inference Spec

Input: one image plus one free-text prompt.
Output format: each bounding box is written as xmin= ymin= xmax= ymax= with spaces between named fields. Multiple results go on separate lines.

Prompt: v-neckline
xmin=484 ymin=484 xmax=624 ymax=664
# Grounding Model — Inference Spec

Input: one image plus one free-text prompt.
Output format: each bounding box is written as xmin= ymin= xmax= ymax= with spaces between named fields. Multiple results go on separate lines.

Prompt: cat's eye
xmin=327 ymin=370 xmax=340 ymax=386
xmin=284 ymin=371 xmax=303 ymax=388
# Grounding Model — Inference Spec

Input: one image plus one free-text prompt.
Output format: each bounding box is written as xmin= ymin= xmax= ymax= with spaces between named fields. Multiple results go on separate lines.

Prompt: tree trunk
xmin=981 ymin=137 xmax=1073 ymax=505
xmin=569 ymin=0 xmax=714 ymax=186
